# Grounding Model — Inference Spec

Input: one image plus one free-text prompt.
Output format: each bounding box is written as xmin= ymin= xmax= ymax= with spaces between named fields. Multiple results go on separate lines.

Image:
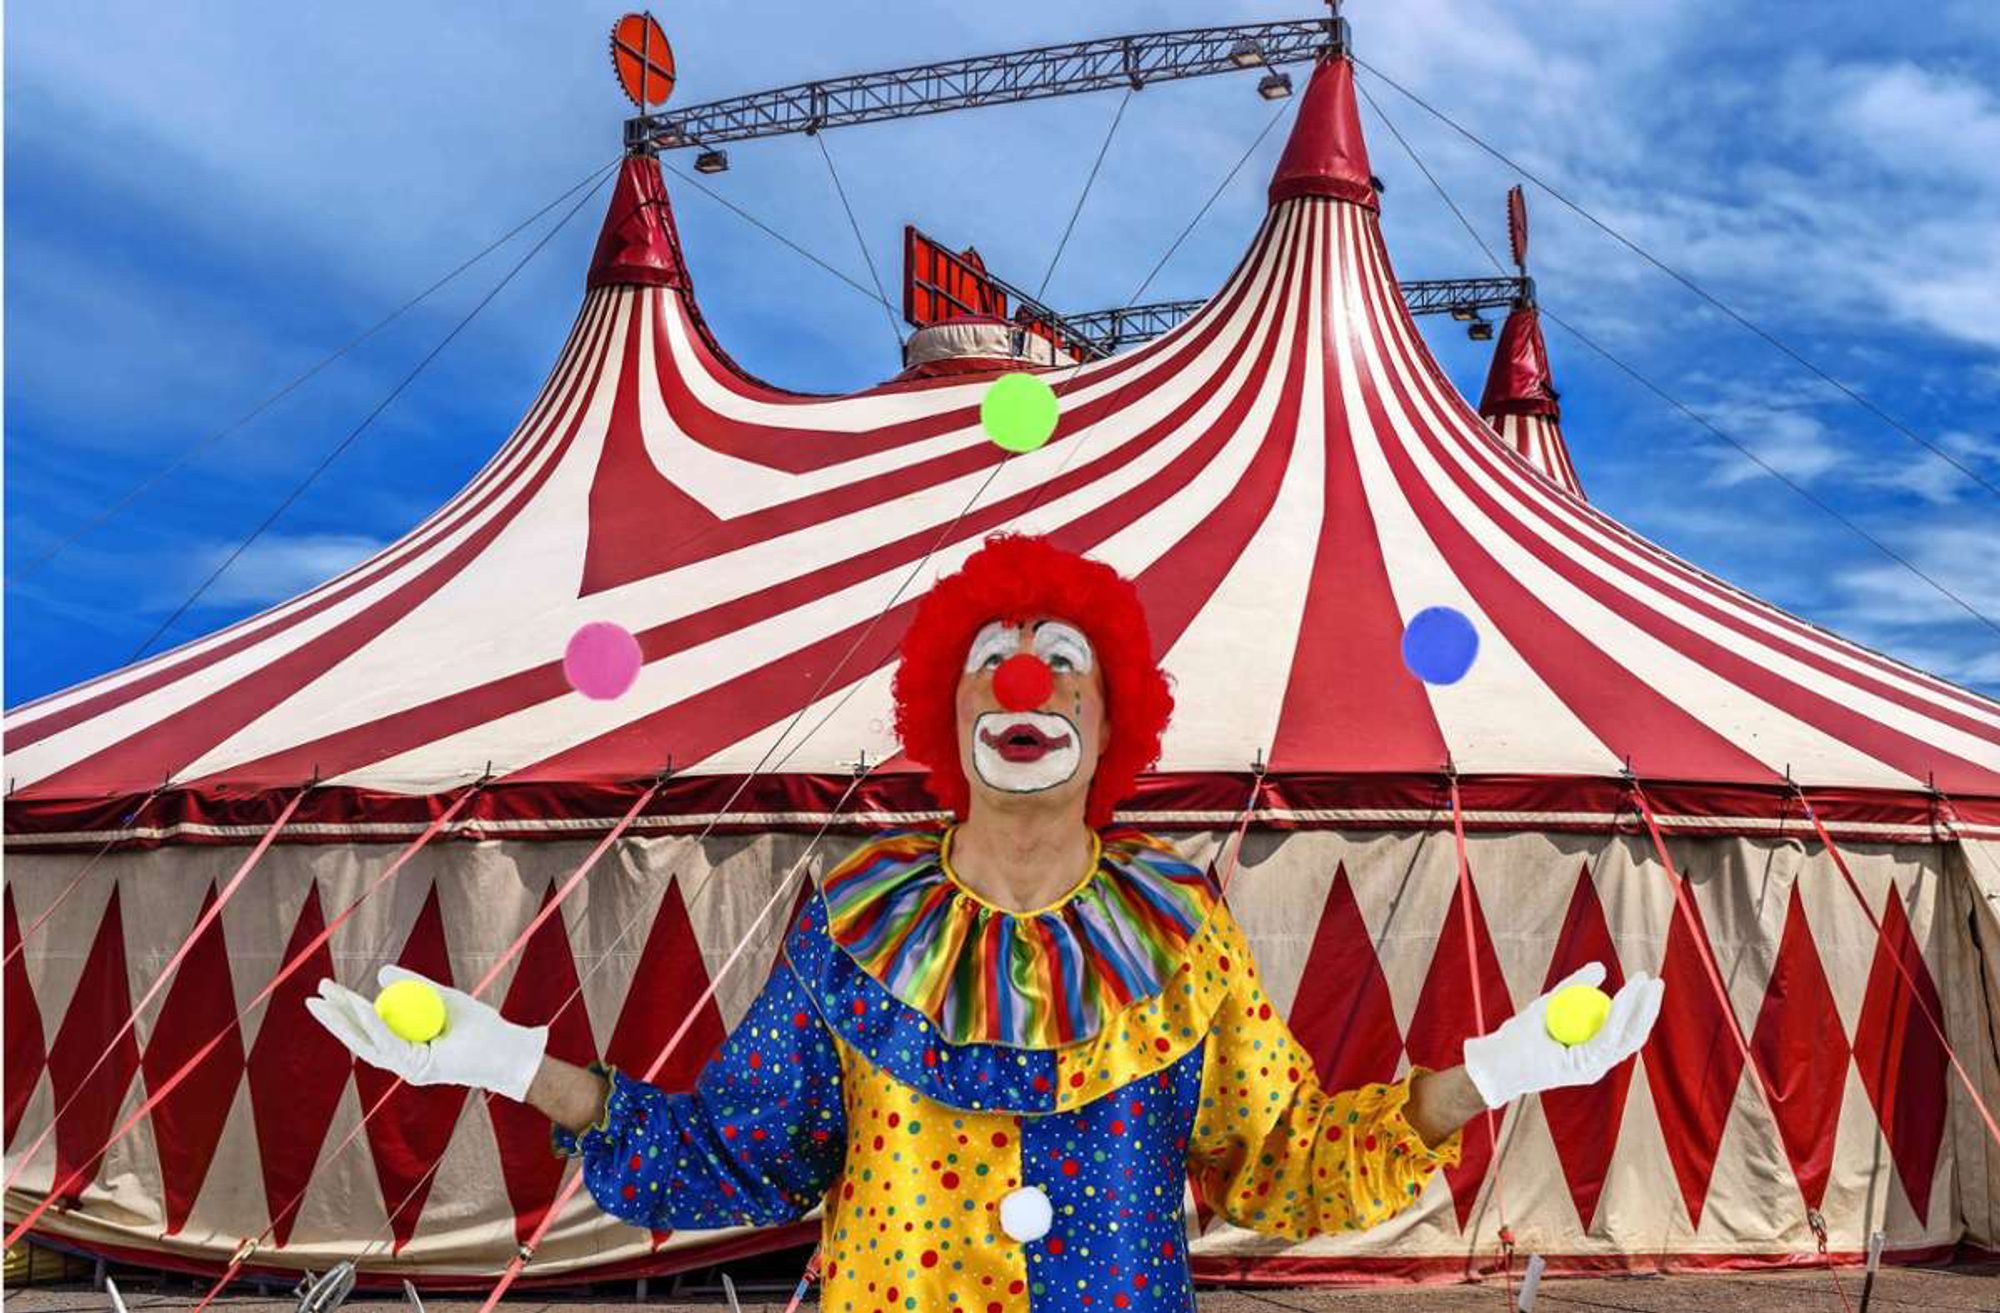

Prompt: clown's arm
xmin=309 ymin=959 xmax=846 ymax=1231
xmin=1186 ymin=909 xmax=1662 ymax=1238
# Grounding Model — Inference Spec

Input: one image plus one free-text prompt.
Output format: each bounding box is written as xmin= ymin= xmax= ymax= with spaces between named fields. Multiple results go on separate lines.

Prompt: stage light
xmin=1467 ymin=315 xmax=1494 ymax=341
xmin=1257 ymin=71 xmax=1293 ymax=100
xmin=1228 ymin=39 xmax=1265 ymax=68
xmin=694 ymin=148 xmax=730 ymax=174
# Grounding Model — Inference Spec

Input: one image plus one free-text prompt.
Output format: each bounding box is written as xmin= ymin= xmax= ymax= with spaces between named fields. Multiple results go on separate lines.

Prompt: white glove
xmin=1460 ymin=962 xmax=1664 ymax=1109
xmin=305 ymin=965 xmax=549 ymax=1103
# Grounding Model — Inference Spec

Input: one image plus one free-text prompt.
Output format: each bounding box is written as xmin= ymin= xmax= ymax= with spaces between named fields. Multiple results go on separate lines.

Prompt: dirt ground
xmin=6 ymin=1264 xmax=1997 ymax=1313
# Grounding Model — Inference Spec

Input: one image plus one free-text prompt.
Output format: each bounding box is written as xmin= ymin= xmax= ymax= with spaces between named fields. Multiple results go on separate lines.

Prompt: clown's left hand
xmin=1460 ymin=963 xmax=1664 ymax=1109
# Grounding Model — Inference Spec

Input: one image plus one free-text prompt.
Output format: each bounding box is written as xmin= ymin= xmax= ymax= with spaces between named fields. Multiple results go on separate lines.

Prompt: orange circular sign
xmin=609 ymin=13 xmax=675 ymax=109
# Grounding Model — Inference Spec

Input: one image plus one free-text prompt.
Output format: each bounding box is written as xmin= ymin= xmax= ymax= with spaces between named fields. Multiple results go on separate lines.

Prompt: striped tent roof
xmin=1478 ymin=303 xmax=1584 ymax=499
xmin=7 ymin=56 xmax=1998 ymax=844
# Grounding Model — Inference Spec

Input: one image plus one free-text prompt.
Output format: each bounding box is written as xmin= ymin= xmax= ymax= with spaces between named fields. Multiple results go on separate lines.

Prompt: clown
xmin=310 ymin=534 xmax=1663 ymax=1310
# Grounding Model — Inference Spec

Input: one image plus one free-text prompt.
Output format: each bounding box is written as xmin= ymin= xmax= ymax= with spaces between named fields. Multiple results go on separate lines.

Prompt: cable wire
xmin=815 ymin=133 xmax=906 ymax=351
xmin=1359 ymin=76 xmax=2000 ymax=642
xmin=1126 ymin=96 xmax=1296 ymax=308
xmin=664 ymin=160 xmax=890 ymax=306
xmin=1037 ymin=88 xmax=1135 ymax=301
xmin=126 ymin=167 xmax=617 ymax=665
xmin=1353 ymin=56 xmax=2000 ymax=505
xmin=9 ymin=159 xmax=623 ymax=585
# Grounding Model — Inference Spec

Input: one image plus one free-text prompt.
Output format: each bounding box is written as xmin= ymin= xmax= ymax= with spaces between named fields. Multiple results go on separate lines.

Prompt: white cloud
xmin=179 ymin=533 xmax=387 ymax=609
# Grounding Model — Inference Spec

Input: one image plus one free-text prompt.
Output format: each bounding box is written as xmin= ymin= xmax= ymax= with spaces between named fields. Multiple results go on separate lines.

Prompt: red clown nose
xmin=992 ymin=653 xmax=1055 ymax=711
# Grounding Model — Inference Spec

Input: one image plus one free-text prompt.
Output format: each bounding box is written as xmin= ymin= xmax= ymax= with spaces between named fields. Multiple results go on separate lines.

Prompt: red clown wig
xmin=892 ymin=534 xmax=1174 ymax=828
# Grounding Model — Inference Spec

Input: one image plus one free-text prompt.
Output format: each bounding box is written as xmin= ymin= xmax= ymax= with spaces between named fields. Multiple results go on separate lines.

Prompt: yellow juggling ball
xmin=1545 ymin=984 xmax=1612 ymax=1047
xmin=375 ymin=979 xmax=447 ymax=1044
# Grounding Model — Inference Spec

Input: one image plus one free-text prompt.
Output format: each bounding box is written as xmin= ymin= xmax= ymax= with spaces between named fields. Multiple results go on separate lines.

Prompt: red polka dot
xmin=1032 ymin=1075 xmax=1051 ymax=1092
xmin=1069 ymin=1071 xmax=1086 ymax=1087
xmin=1008 ymin=1282 xmax=1025 ymax=1295
xmin=1110 ymin=1119 xmax=1125 ymax=1134
xmin=1218 ymin=956 xmax=1230 ymax=971
xmin=887 ymin=1112 xmax=901 ymax=1127
xmin=1130 ymin=1101 xmax=1145 ymax=1116
xmin=851 ymin=999 xmax=868 ymax=1016
xmin=1062 ymin=1159 xmax=1080 ymax=1176
xmin=1134 ymin=1275 xmax=1148 ymax=1290
xmin=723 ymin=1125 xmax=739 ymax=1140
xmin=941 ymin=1171 xmax=960 ymax=1188
xmin=1161 ymin=1240 xmax=1177 ymax=1258
xmin=992 ymin=1131 xmax=1010 ymax=1148
xmin=924 ymin=1048 xmax=939 ymax=1067
xmin=921 ymin=1250 xmax=938 ymax=1268
xmin=621 ymin=1184 xmax=636 ymax=1201
xmin=1114 ymin=1296 xmax=1130 ymax=1308
xmin=1258 ymin=1003 xmax=1272 ymax=1020
xmin=1154 ymin=1037 xmax=1171 ymax=1052
xmin=1046 ymin=1237 xmax=1065 ymax=1254
xmin=628 ymin=1154 xmax=643 ymax=1171
xmin=988 ymin=1303 xmax=1004 ymax=1313
xmin=793 ymin=1011 xmax=809 ymax=1028
xmin=886 ymin=1288 xmax=898 ymax=1303
xmin=1327 ymin=1126 xmax=1343 ymax=1141
xmin=873 ymin=1135 xmax=885 ymax=1150
xmin=748 ymin=1051 xmax=762 ymax=1068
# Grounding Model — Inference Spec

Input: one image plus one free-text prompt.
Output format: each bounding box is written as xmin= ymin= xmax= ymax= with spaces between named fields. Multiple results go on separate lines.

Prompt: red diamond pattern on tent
xmin=246 ymin=885 xmax=353 ymax=1247
xmin=1536 ymin=862 xmax=1631 ymax=1231
xmin=1642 ymin=878 xmax=1746 ymax=1229
xmin=1288 ymin=863 xmax=1403 ymax=1092
xmin=354 ymin=886 xmax=470 ymax=1251
xmin=489 ymin=883 xmax=598 ymax=1246
xmin=1851 ymin=893 xmax=1949 ymax=1226
xmin=1404 ymin=871 xmax=1513 ymax=1229
xmin=605 ymin=880 xmax=728 ymax=1250
xmin=139 ymin=881 xmax=247 ymax=1233
xmin=43 ymin=886 xmax=140 ymax=1203
xmin=5 ymin=889 xmax=48 ymax=1146
xmin=1749 ymin=882 xmax=1847 ymax=1211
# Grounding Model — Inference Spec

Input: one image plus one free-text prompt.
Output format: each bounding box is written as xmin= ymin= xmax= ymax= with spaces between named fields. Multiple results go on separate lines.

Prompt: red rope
xmin=1214 ymin=769 xmax=1266 ymax=896
xmin=1446 ymin=776 xmax=1513 ymax=1299
xmin=5 ymin=783 xmax=482 ymax=1249
xmin=187 ymin=777 xmax=663 ymax=1312
xmin=4 ymin=789 xmax=166 ymax=970
xmin=1628 ymin=781 xmax=1759 ymax=1069
xmin=1799 ymin=788 xmax=2000 ymax=1150
xmin=3 ymin=784 xmax=309 ymax=1196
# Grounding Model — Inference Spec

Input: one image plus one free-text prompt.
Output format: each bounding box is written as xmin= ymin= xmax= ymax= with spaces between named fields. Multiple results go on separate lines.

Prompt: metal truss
xmin=627 ymin=19 xmax=1343 ymax=152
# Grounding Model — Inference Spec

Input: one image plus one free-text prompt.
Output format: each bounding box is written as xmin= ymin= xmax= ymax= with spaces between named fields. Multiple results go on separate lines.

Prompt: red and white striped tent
xmin=1479 ymin=302 xmax=1583 ymax=500
xmin=7 ymin=53 xmax=2000 ymax=1288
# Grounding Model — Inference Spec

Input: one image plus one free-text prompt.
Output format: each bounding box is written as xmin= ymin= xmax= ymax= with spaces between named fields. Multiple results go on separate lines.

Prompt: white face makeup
xmin=962 ymin=620 xmax=1099 ymax=795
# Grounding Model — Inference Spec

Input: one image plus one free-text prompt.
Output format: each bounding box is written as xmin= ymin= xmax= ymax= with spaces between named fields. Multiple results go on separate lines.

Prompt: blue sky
xmin=7 ymin=0 xmax=1999 ymax=707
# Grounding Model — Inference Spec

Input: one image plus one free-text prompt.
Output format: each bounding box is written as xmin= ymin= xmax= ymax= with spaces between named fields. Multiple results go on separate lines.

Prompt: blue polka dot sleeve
xmin=552 ymin=961 xmax=847 ymax=1230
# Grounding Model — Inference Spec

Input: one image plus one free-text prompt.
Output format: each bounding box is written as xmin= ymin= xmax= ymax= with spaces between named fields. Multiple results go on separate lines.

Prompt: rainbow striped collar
xmin=820 ymin=827 xmax=1216 ymax=1050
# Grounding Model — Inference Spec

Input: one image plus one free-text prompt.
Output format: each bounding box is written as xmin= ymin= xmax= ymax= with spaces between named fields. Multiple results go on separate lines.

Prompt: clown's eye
xmin=980 ymin=652 xmax=1006 ymax=670
xmin=1048 ymin=654 xmax=1075 ymax=672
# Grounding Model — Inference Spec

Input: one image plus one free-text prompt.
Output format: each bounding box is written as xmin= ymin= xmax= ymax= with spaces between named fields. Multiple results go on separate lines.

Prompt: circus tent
xmin=7 ymin=50 xmax=2000 ymax=1289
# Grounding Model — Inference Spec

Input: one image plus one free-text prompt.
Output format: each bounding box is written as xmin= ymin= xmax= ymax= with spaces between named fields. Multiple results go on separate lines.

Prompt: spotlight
xmin=1467 ymin=315 xmax=1494 ymax=341
xmin=1228 ymin=39 xmax=1265 ymax=68
xmin=1257 ymin=71 xmax=1293 ymax=100
xmin=694 ymin=148 xmax=730 ymax=174
xmin=1450 ymin=305 xmax=1476 ymax=322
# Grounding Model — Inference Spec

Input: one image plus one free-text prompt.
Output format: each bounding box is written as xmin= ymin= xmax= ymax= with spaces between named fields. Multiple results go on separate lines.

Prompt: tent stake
xmin=1858 ymin=1230 xmax=1884 ymax=1312
xmin=1515 ymin=1254 xmax=1545 ymax=1311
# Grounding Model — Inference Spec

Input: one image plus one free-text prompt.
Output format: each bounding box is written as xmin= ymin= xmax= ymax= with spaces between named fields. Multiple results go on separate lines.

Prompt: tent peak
xmin=587 ymin=154 xmax=689 ymax=291
xmin=1267 ymin=56 xmax=1377 ymax=211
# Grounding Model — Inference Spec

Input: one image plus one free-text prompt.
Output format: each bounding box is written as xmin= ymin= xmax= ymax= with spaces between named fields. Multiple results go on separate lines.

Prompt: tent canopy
xmin=6 ymin=57 xmax=1998 ymax=846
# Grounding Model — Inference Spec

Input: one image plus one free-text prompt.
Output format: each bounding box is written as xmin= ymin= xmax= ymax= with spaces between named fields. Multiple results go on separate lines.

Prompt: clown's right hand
xmin=306 ymin=965 xmax=548 ymax=1103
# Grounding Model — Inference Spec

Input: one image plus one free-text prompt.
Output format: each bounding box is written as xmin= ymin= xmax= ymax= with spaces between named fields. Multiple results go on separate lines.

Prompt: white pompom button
xmin=999 ymin=1186 xmax=1052 ymax=1243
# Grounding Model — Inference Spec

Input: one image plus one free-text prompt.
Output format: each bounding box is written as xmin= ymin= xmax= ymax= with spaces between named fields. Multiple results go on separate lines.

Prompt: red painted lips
xmin=979 ymin=721 xmax=1073 ymax=762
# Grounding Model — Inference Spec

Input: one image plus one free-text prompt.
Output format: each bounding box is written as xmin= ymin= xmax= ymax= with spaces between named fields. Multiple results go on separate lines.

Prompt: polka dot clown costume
xmin=554 ymin=536 xmax=1465 ymax=1311
xmin=310 ymin=534 xmax=1664 ymax=1312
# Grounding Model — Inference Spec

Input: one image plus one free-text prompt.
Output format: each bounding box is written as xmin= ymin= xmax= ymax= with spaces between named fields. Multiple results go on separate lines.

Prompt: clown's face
xmin=955 ymin=617 xmax=1109 ymax=812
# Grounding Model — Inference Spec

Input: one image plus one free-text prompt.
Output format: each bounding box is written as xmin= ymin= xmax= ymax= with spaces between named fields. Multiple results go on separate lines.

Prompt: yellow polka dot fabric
xmin=824 ymin=1035 xmax=1033 ymax=1313
xmin=1185 ymin=907 xmax=1463 ymax=1239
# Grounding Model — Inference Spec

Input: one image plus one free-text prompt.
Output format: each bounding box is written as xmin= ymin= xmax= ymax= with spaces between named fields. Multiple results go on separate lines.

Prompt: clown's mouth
xmin=979 ymin=722 xmax=1073 ymax=763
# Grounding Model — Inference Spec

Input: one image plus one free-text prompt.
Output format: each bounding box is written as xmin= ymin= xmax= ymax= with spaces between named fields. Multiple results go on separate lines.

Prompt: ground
xmin=6 ymin=1265 xmax=1997 ymax=1313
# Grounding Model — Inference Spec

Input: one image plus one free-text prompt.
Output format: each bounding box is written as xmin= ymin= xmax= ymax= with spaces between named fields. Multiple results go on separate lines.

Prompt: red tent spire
xmin=1479 ymin=304 xmax=1585 ymax=498
xmin=1267 ymin=57 xmax=1378 ymax=210
xmin=587 ymin=154 xmax=689 ymax=291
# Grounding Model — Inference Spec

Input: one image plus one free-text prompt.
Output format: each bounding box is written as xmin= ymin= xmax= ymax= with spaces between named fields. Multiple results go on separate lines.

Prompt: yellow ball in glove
xmin=375 ymin=979 xmax=447 ymax=1044
xmin=1545 ymin=983 xmax=1612 ymax=1047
